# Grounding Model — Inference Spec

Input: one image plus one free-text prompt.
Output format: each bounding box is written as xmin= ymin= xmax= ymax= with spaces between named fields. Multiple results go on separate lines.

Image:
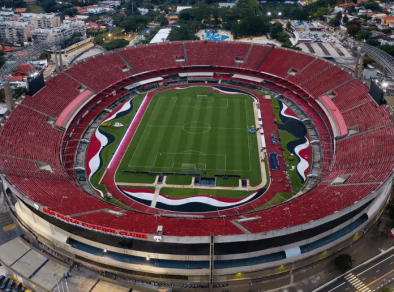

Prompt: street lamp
xmin=284 ymin=207 xmax=291 ymax=227
xmin=278 ymin=12 xmax=282 ymax=16
xmin=61 ymin=196 xmax=67 ymax=214
xmin=267 ymin=12 xmax=271 ymax=16
xmin=336 ymin=192 xmax=343 ymax=209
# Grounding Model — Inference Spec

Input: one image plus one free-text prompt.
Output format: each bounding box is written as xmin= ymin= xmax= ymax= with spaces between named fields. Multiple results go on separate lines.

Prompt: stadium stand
xmin=65 ymin=53 xmax=130 ymax=92
xmin=258 ymin=48 xmax=315 ymax=78
xmin=183 ymin=42 xmax=251 ymax=67
xmin=119 ymin=43 xmax=184 ymax=72
xmin=22 ymin=74 xmax=81 ymax=117
xmin=331 ymin=79 xmax=372 ymax=112
xmin=0 ymin=42 xmax=393 ymax=238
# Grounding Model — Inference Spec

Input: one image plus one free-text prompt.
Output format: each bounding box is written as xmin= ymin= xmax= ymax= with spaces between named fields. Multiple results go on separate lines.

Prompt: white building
xmin=150 ymin=28 xmax=171 ymax=44
xmin=0 ymin=21 xmax=31 ymax=44
xmin=31 ymin=20 xmax=86 ymax=42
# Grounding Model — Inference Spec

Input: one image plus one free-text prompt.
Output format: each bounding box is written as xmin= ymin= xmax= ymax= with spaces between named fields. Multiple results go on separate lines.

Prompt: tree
xmin=270 ymin=22 xmax=283 ymax=39
xmin=39 ymin=51 xmax=51 ymax=60
xmin=317 ymin=7 xmax=328 ymax=18
xmin=347 ymin=24 xmax=360 ymax=36
xmin=381 ymin=289 xmax=392 ymax=292
xmin=363 ymin=56 xmax=374 ymax=66
xmin=336 ymin=11 xmax=342 ymax=21
xmin=343 ymin=14 xmax=349 ymax=24
xmin=112 ymin=14 xmax=125 ymax=26
xmin=334 ymin=254 xmax=353 ymax=273
xmin=330 ymin=18 xmax=340 ymax=27
xmin=231 ymin=22 xmax=240 ymax=40
xmin=157 ymin=14 xmax=169 ymax=26
xmin=103 ymin=38 xmax=129 ymax=50
xmin=366 ymin=39 xmax=380 ymax=46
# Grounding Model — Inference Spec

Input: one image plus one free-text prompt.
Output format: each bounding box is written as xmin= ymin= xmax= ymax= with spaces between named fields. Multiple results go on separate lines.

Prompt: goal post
xmin=196 ymin=95 xmax=208 ymax=99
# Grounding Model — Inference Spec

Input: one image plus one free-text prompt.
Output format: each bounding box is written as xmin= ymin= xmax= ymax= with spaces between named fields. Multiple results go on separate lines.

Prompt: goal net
xmin=196 ymin=95 xmax=208 ymax=99
xmin=182 ymin=164 xmax=196 ymax=171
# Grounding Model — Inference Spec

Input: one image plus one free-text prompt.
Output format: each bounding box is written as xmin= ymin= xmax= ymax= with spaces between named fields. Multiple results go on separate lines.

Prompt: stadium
xmin=1 ymin=41 xmax=393 ymax=291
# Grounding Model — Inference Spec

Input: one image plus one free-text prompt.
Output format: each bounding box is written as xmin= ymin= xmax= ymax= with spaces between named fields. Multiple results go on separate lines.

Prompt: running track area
xmin=99 ymin=84 xmax=291 ymax=217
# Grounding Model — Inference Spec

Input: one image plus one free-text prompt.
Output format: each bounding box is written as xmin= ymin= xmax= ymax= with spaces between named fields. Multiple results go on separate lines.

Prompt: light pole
xmin=61 ymin=196 xmax=67 ymax=214
xmin=336 ymin=192 xmax=343 ymax=209
xmin=284 ymin=207 xmax=291 ymax=227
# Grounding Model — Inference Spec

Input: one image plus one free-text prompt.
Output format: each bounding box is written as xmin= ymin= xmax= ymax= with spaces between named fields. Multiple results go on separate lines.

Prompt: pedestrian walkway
xmin=345 ymin=273 xmax=371 ymax=292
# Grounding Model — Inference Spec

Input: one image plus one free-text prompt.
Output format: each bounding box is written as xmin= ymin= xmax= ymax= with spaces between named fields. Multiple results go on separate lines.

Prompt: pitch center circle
xmin=183 ymin=121 xmax=211 ymax=134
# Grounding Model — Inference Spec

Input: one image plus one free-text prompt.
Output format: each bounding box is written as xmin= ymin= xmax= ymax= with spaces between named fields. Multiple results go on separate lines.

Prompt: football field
xmin=115 ymin=87 xmax=262 ymax=186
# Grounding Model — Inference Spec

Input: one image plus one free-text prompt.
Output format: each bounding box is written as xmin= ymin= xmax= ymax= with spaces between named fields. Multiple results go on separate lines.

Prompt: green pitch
xmin=115 ymin=87 xmax=262 ymax=186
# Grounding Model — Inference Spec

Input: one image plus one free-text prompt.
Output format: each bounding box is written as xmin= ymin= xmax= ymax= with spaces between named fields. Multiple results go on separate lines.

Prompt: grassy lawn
xmin=278 ymin=130 xmax=304 ymax=192
xmin=216 ymin=177 xmax=240 ymax=187
xmin=271 ymin=97 xmax=305 ymax=193
xmin=160 ymin=187 xmax=254 ymax=199
xmin=271 ymin=98 xmax=283 ymax=125
xmin=28 ymin=4 xmax=44 ymax=13
xmin=88 ymin=94 xmax=145 ymax=197
xmin=116 ymin=87 xmax=262 ymax=186
xmin=165 ymin=175 xmax=193 ymax=185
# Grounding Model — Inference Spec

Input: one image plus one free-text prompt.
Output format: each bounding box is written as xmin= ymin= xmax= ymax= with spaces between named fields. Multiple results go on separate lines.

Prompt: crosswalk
xmin=345 ymin=273 xmax=372 ymax=292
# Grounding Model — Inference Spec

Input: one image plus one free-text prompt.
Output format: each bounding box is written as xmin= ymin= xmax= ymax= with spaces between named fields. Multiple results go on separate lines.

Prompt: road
xmin=316 ymin=247 xmax=394 ymax=292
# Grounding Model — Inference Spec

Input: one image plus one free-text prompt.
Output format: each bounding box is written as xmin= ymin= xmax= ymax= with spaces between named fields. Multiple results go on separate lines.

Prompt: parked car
xmin=12 ymin=283 xmax=22 ymax=292
xmin=5 ymin=280 xmax=14 ymax=292
xmin=0 ymin=278 xmax=10 ymax=290
xmin=0 ymin=276 xmax=5 ymax=286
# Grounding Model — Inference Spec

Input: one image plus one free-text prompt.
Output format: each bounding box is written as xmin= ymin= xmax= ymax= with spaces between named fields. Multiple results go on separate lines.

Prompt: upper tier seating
xmin=259 ymin=48 xmax=315 ymax=78
xmin=7 ymin=175 xmax=119 ymax=215
xmin=66 ymin=53 xmax=130 ymax=92
xmin=0 ymin=106 xmax=63 ymax=168
xmin=183 ymin=42 xmax=251 ymax=67
xmin=330 ymin=125 xmax=394 ymax=170
xmin=342 ymin=101 xmax=392 ymax=132
xmin=22 ymin=74 xmax=81 ymax=118
xmin=287 ymin=59 xmax=331 ymax=86
xmin=331 ymin=79 xmax=371 ymax=112
xmin=238 ymin=44 xmax=272 ymax=69
xmin=301 ymin=66 xmax=353 ymax=98
xmin=120 ymin=43 xmax=184 ymax=72
xmin=0 ymin=156 xmax=65 ymax=179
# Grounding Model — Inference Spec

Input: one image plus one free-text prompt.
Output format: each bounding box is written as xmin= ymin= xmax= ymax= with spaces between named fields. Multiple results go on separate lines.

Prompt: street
xmin=316 ymin=247 xmax=394 ymax=292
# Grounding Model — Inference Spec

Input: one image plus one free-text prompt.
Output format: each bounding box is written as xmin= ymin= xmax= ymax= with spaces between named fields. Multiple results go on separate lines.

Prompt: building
xmin=31 ymin=20 xmax=86 ymax=42
xmin=25 ymin=13 xmax=61 ymax=29
xmin=0 ymin=21 xmax=31 ymax=44
xmin=149 ymin=28 xmax=171 ymax=44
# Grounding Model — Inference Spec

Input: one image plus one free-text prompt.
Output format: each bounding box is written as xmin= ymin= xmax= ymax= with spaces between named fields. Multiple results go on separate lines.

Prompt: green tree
xmin=366 ymin=39 xmax=380 ymax=46
xmin=343 ymin=14 xmax=349 ymax=23
xmin=381 ymin=288 xmax=392 ymax=292
xmin=270 ymin=22 xmax=283 ymax=39
xmin=330 ymin=18 xmax=340 ymax=27
xmin=103 ymin=38 xmax=129 ymax=50
xmin=112 ymin=14 xmax=125 ymax=26
xmin=157 ymin=14 xmax=169 ymax=26
xmin=317 ymin=7 xmax=328 ymax=18
xmin=363 ymin=56 xmax=374 ymax=66
xmin=39 ymin=51 xmax=51 ymax=60
xmin=347 ymin=24 xmax=360 ymax=36
xmin=334 ymin=254 xmax=353 ymax=273
xmin=231 ymin=22 xmax=240 ymax=40
xmin=336 ymin=11 xmax=342 ymax=21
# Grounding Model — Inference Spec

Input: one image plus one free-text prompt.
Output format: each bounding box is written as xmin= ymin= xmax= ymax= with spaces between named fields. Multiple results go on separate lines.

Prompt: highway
xmin=315 ymin=247 xmax=394 ymax=292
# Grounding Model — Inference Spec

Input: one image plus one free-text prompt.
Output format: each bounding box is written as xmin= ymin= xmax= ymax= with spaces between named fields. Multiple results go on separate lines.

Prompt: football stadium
xmin=1 ymin=41 xmax=394 ymax=291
